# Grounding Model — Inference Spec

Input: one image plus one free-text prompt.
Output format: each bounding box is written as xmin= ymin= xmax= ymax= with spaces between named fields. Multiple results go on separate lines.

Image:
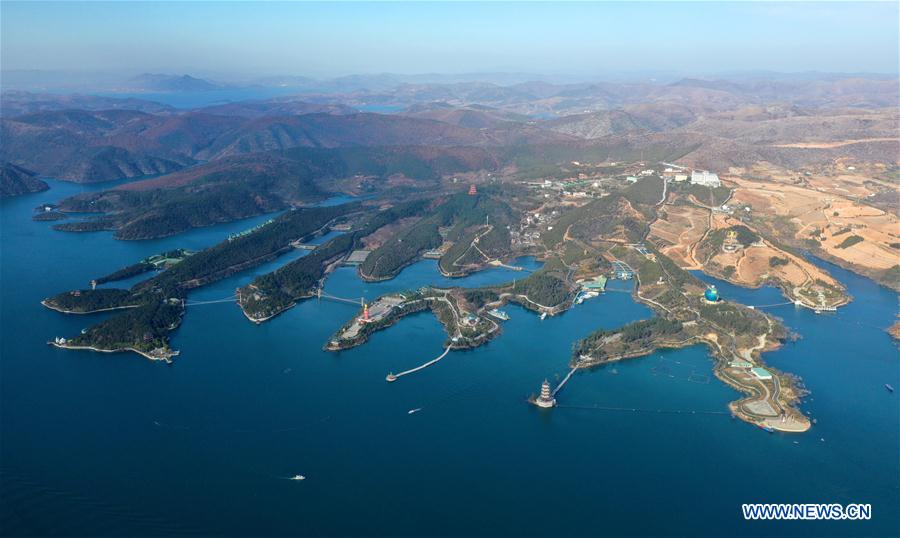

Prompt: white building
xmin=690 ymin=170 xmax=721 ymax=187
xmin=674 ymin=173 xmax=689 ymax=182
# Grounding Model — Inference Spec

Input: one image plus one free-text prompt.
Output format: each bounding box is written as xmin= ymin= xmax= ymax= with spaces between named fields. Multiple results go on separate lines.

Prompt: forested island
xmin=45 ymin=203 xmax=361 ymax=359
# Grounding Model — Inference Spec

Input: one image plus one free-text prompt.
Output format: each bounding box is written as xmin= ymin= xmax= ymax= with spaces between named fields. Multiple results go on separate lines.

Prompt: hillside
xmin=54 ymin=154 xmax=326 ymax=239
xmin=544 ymin=110 xmax=649 ymax=138
xmin=0 ymin=162 xmax=48 ymax=198
xmin=0 ymin=110 xmax=196 ymax=182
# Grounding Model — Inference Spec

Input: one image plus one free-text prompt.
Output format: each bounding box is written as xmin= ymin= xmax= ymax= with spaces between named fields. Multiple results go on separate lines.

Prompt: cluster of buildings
xmin=358 ymin=295 xmax=406 ymax=324
xmin=689 ymin=170 xmax=722 ymax=187
xmin=661 ymin=166 xmax=721 ymax=187
xmin=728 ymin=359 xmax=773 ymax=380
xmin=512 ymin=210 xmax=558 ymax=247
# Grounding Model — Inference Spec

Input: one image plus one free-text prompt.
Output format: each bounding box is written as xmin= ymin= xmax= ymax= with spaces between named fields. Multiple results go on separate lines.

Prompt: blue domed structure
xmin=704 ymin=285 xmax=720 ymax=302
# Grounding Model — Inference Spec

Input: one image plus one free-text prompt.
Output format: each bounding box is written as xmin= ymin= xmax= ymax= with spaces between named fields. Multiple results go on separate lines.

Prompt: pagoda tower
xmin=534 ymin=379 xmax=556 ymax=408
xmin=468 ymin=184 xmax=477 ymax=196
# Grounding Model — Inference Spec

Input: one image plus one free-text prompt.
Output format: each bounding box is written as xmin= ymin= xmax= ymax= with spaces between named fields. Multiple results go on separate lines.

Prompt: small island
xmin=889 ymin=321 xmax=900 ymax=340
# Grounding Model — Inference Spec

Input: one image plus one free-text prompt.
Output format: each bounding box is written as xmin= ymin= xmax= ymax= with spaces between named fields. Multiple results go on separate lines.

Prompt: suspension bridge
xmin=181 ymin=289 xmax=366 ymax=309
xmin=184 ymin=295 xmax=237 ymax=306
xmin=747 ymin=301 xmax=796 ymax=309
xmin=316 ymin=289 xmax=366 ymax=306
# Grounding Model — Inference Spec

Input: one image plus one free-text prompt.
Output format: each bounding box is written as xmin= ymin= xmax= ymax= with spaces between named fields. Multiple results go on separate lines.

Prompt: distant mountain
xmin=668 ymin=77 xmax=899 ymax=108
xmin=197 ymin=99 xmax=356 ymax=118
xmin=0 ymin=162 xmax=48 ymax=198
xmin=0 ymin=91 xmax=175 ymax=117
xmin=290 ymin=74 xmax=899 ymax=117
xmin=124 ymin=73 xmax=222 ymax=92
xmin=197 ymin=112 xmax=574 ymax=160
xmin=402 ymin=102 xmax=530 ymax=128
xmin=0 ymin=107 xmax=573 ymax=181
xmin=3 ymin=73 xmax=895 ymax=183
xmin=542 ymin=103 xmax=704 ymax=138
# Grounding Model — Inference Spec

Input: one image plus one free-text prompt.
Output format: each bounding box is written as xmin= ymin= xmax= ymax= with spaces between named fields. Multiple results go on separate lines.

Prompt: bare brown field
xmin=701 ymin=214 xmax=846 ymax=307
xmin=728 ymin=176 xmax=899 ymax=273
xmin=709 ymin=214 xmax=842 ymax=290
xmin=648 ymin=204 xmax=709 ymax=268
xmin=772 ymin=138 xmax=900 ymax=149
xmin=727 ymin=161 xmax=896 ymax=198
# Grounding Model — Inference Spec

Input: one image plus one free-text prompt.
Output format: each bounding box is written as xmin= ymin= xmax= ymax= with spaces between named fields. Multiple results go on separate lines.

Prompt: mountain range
xmin=0 ymin=74 xmax=896 ymax=190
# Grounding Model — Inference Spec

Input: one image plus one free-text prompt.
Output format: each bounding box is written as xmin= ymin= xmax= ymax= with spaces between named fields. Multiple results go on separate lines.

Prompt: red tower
xmin=468 ymin=184 xmax=477 ymax=196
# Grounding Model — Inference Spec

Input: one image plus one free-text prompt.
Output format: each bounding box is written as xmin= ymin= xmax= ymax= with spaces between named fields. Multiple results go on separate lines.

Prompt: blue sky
xmin=2 ymin=2 xmax=897 ymax=78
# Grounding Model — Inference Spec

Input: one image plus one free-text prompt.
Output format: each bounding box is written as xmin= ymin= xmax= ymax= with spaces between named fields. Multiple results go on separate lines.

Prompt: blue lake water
xmin=1 ymin=180 xmax=898 ymax=536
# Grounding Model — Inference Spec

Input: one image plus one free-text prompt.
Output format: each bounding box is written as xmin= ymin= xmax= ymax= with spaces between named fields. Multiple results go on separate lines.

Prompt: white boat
xmin=408 ymin=408 xmax=422 ymax=415
xmin=540 ymin=312 xmax=547 ymax=320
xmin=290 ymin=474 xmax=306 ymax=481
xmin=487 ymin=309 xmax=510 ymax=321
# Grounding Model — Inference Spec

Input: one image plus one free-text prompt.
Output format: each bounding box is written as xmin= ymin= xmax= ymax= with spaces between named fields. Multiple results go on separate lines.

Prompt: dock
xmin=386 ymin=346 xmax=452 ymax=382
xmin=487 ymin=260 xmax=525 ymax=271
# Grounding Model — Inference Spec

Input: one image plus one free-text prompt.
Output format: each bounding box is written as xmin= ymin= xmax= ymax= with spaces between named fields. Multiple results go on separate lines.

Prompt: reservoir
xmin=1 ymin=180 xmax=897 ymax=536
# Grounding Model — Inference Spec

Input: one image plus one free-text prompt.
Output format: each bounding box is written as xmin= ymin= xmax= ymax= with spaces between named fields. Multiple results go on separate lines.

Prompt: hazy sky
xmin=2 ymin=1 xmax=898 ymax=78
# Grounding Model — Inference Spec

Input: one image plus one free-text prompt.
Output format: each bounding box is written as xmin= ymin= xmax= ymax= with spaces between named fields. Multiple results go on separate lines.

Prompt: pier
xmin=556 ymin=404 xmax=729 ymax=416
xmin=386 ymin=346 xmax=452 ymax=382
xmin=487 ymin=260 xmax=531 ymax=272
